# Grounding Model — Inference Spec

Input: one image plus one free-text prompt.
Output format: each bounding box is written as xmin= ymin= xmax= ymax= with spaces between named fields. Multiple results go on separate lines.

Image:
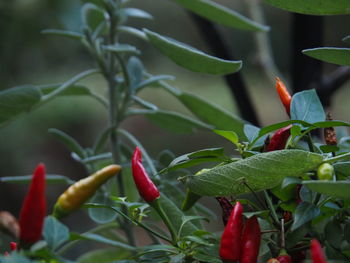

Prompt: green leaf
xmin=325 ymin=220 xmax=343 ymax=249
xmin=163 ymin=87 xmax=245 ymax=138
xmin=93 ymin=127 xmax=114 ymax=154
xmin=123 ymin=8 xmax=153 ymax=19
xmin=334 ymin=162 xmax=350 ymax=177
xmin=143 ymin=109 xmax=213 ymax=134
xmin=0 ymin=174 xmax=74 ymax=185
xmin=48 ymin=128 xmax=86 ymax=158
xmin=136 ymin=75 xmax=175 ymax=91
xmin=71 ymin=232 xmax=134 ymax=250
xmin=127 ymin=56 xmax=144 ymax=91
xmin=187 ymin=150 xmax=323 ymax=196
xmin=82 ymin=3 xmax=105 ymax=31
xmin=213 ymin=130 xmax=239 ymax=145
xmin=292 ymin=201 xmax=320 ymax=230
xmin=0 ymin=85 xmax=42 ymax=127
xmin=264 ymin=0 xmax=350 ymax=15
xmin=43 ymin=216 xmax=69 ymax=250
xmin=77 ymin=248 xmax=130 ymax=263
xmin=103 ymin=44 xmax=140 ymax=55
xmin=178 ymin=216 xmax=207 ymax=237
xmin=38 ymin=84 xmax=92 ymax=96
xmin=302 ymin=180 xmax=350 ymax=199
xmin=118 ymin=26 xmax=147 ymax=40
xmin=144 ymin=29 xmax=242 ymax=75
xmin=291 ymin=90 xmax=325 ymax=123
xmin=302 ymin=47 xmax=350 ymax=66
xmin=172 ymin=0 xmax=269 ymax=32
xmin=160 ymin=147 xmax=227 ymax=174
xmin=88 ymin=191 xmax=118 ymax=224
xmin=41 ymin=29 xmax=83 ymax=40
xmin=159 ymin=195 xmax=198 ymax=237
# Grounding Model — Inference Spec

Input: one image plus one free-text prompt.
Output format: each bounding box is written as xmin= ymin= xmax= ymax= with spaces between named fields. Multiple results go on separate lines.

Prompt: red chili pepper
xmin=310 ymin=239 xmax=327 ymax=263
xmin=10 ymin=242 xmax=17 ymax=251
xmin=277 ymin=254 xmax=292 ymax=263
xmin=19 ymin=163 xmax=46 ymax=246
xmin=132 ymin=147 xmax=160 ymax=203
xmin=275 ymin=77 xmax=292 ymax=116
xmin=240 ymin=216 xmax=261 ymax=263
xmin=267 ymin=125 xmax=292 ymax=151
xmin=219 ymin=201 xmax=243 ymax=262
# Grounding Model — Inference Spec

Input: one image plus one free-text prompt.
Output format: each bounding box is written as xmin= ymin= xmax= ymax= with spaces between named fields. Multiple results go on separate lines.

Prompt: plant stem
xmin=263 ymin=190 xmax=280 ymax=226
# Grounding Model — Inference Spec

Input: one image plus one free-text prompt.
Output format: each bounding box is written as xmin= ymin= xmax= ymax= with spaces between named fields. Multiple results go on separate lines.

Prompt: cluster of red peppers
xmin=219 ymin=202 xmax=261 ymax=263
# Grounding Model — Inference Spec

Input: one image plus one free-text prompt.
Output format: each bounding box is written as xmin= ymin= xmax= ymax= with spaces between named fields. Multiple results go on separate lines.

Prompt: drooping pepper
xmin=240 ymin=216 xmax=261 ymax=263
xmin=215 ymin=197 xmax=234 ymax=226
xmin=275 ymin=77 xmax=292 ymax=116
xmin=219 ymin=201 xmax=243 ymax=262
xmin=19 ymin=163 xmax=46 ymax=246
xmin=53 ymin=164 xmax=121 ymax=218
xmin=132 ymin=147 xmax=160 ymax=203
xmin=267 ymin=125 xmax=292 ymax=151
xmin=310 ymin=239 xmax=327 ymax=263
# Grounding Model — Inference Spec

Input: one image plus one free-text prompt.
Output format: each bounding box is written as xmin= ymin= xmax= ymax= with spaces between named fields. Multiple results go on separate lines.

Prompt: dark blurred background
xmin=0 ymin=0 xmax=349 ymax=253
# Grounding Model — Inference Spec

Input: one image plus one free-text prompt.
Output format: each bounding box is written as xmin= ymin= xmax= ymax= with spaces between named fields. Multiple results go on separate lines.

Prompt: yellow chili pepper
xmin=53 ymin=164 xmax=121 ymax=218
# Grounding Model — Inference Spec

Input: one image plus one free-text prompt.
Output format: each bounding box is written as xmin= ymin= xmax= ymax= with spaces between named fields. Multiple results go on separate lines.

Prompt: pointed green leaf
xmin=187 ymin=150 xmax=323 ymax=196
xmin=38 ymin=84 xmax=92 ymax=96
xmin=0 ymin=85 xmax=42 ymax=127
xmin=213 ymin=130 xmax=239 ymax=145
xmin=291 ymin=90 xmax=325 ymax=123
xmin=127 ymin=56 xmax=144 ymax=91
xmin=118 ymin=26 xmax=147 ymax=40
xmin=123 ymin=8 xmax=153 ymax=19
xmin=291 ymin=202 xmax=320 ymax=230
xmin=82 ymin=3 xmax=105 ymax=31
xmin=143 ymin=109 xmax=213 ymax=134
xmin=163 ymin=87 xmax=245 ymax=138
xmin=302 ymin=47 xmax=350 ymax=66
xmin=43 ymin=216 xmax=70 ymax=250
xmin=172 ymin=0 xmax=269 ymax=31
xmin=302 ymin=180 xmax=350 ymax=199
xmin=334 ymin=162 xmax=350 ymax=177
xmin=42 ymin=29 xmax=83 ymax=40
xmin=71 ymin=233 xmax=134 ymax=250
xmin=264 ymin=0 xmax=350 ymax=15
xmin=144 ymin=29 xmax=242 ymax=75
xmin=103 ymin=44 xmax=140 ymax=55
xmin=48 ymin=128 xmax=86 ymax=158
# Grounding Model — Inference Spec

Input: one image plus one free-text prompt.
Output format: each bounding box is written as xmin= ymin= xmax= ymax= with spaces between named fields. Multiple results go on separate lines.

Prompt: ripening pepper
xmin=132 ymin=147 xmax=160 ymax=203
xmin=10 ymin=242 xmax=17 ymax=251
xmin=240 ymin=216 xmax=261 ymax=263
xmin=276 ymin=254 xmax=292 ymax=263
xmin=310 ymin=239 xmax=327 ymax=263
xmin=275 ymin=77 xmax=292 ymax=116
xmin=267 ymin=125 xmax=292 ymax=151
xmin=219 ymin=201 xmax=243 ymax=262
xmin=19 ymin=163 xmax=46 ymax=246
xmin=53 ymin=164 xmax=121 ymax=218
xmin=215 ymin=197 xmax=234 ymax=226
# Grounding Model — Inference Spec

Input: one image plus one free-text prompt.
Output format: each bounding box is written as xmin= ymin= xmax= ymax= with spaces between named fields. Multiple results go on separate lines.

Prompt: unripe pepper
xmin=132 ymin=147 xmax=160 ymax=203
xmin=19 ymin=163 xmax=46 ymax=246
xmin=219 ymin=201 xmax=243 ymax=262
xmin=317 ymin=163 xmax=334 ymax=181
xmin=267 ymin=125 xmax=292 ymax=151
xmin=310 ymin=239 xmax=327 ymax=263
xmin=53 ymin=164 xmax=121 ymax=218
xmin=275 ymin=77 xmax=292 ymax=116
xmin=240 ymin=216 xmax=261 ymax=263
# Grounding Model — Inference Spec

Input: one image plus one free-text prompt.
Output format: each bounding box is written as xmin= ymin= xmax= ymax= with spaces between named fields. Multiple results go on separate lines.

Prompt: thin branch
xmin=189 ymin=13 xmax=260 ymax=126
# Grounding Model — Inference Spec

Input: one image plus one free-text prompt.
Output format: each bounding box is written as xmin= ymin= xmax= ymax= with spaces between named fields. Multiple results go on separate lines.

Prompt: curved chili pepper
xmin=53 ymin=164 xmax=121 ymax=218
xmin=240 ymin=216 xmax=261 ymax=263
xmin=219 ymin=201 xmax=243 ymax=262
xmin=267 ymin=125 xmax=292 ymax=151
xmin=19 ymin=163 xmax=46 ymax=246
xmin=310 ymin=239 xmax=327 ymax=263
xmin=132 ymin=147 xmax=160 ymax=203
xmin=275 ymin=77 xmax=292 ymax=116
xmin=215 ymin=197 xmax=234 ymax=226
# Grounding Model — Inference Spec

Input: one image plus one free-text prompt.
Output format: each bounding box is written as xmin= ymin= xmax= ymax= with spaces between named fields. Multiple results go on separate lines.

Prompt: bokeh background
xmin=0 ymin=0 xmax=349 ymax=257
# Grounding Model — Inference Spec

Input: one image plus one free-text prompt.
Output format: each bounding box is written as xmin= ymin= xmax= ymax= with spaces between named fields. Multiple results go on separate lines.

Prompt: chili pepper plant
xmin=0 ymin=0 xmax=350 ymax=263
